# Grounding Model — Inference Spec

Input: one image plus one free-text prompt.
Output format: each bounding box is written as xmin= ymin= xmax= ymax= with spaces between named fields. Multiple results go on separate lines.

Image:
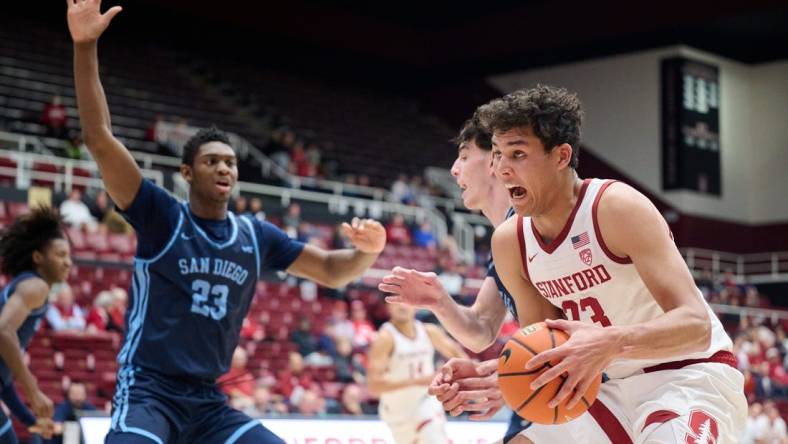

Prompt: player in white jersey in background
xmin=467 ymin=85 xmax=747 ymax=443
xmin=367 ymin=303 xmax=467 ymax=444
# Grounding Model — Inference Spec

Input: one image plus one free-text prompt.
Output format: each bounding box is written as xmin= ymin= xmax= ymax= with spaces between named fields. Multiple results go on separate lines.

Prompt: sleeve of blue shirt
xmin=118 ymin=179 xmax=182 ymax=259
xmin=253 ymin=219 xmax=305 ymax=273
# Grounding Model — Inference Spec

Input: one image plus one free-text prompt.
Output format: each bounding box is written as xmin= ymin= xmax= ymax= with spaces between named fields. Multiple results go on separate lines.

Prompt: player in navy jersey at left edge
xmin=68 ymin=2 xmax=386 ymax=443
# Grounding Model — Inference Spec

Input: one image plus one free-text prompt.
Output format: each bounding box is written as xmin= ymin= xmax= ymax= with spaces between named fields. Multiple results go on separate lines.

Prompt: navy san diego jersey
xmin=119 ymin=180 xmax=304 ymax=381
xmin=0 ymin=272 xmax=47 ymax=386
xmin=487 ymin=207 xmax=517 ymax=320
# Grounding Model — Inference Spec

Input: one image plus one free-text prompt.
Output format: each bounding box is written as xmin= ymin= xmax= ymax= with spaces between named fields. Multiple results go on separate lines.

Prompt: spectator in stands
xmin=218 ymin=347 xmax=255 ymax=414
xmin=233 ymin=195 xmax=249 ymax=216
xmin=290 ymin=319 xmax=318 ymax=356
xmin=276 ymin=352 xmax=314 ymax=399
xmin=46 ymin=283 xmax=86 ymax=332
xmin=329 ymin=301 xmax=355 ymax=344
xmin=89 ymin=191 xmax=132 ymax=235
xmin=59 ymin=189 xmax=97 ymax=232
xmin=283 ymin=203 xmax=301 ymax=237
xmin=249 ymin=197 xmax=266 ymax=222
xmin=289 ymin=141 xmax=309 ymax=177
xmin=764 ymin=401 xmax=788 ymax=443
xmin=330 ymin=224 xmax=350 ymax=250
xmin=390 ymin=174 xmax=410 ymax=204
xmin=145 ymin=114 xmax=165 ymax=142
xmin=63 ymin=133 xmax=85 ymax=160
xmin=46 ymin=382 xmax=97 ymax=444
xmin=296 ymin=222 xmax=313 ymax=244
xmin=350 ymin=300 xmax=375 ymax=349
xmin=385 ymin=214 xmax=411 ymax=246
xmin=240 ymin=313 xmax=265 ymax=342
xmin=242 ymin=385 xmax=287 ymax=417
xmin=334 ymin=337 xmax=365 ymax=384
xmin=294 ymin=389 xmax=326 ymax=416
xmin=108 ymin=287 xmax=127 ymax=332
xmin=85 ymin=290 xmax=122 ymax=334
xmin=358 ymin=175 xmax=371 ymax=188
xmin=742 ymin=402 xmax=769 ymax=444
xmin=412 ymin=220 xmax=437 ymax=250
xmin=305 ymin=143 xmax=321 ymax=169
xmin=338 ymin=384 xmax=374 ymax=416
xmin=41 ymin=95 xmax=69 ymax=138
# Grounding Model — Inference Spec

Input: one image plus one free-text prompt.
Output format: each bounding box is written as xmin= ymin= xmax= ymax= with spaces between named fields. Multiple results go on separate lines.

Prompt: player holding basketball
xmin=68 ymin=2 xmax=386 ymax=443
xmin=379 ymin=116 xmax=563 ymax=443
xmin=468 ymin=85 xmax=745 ymax=443
xmin=367 ymin=303 xmax=467 ymax=444
xmin=0 ymin=208 xmax=71 ymax=443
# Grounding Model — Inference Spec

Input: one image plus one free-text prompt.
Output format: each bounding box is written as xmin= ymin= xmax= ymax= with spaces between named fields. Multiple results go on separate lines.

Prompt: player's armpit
xmin=491 ymin=218 xmax=561 ymax=327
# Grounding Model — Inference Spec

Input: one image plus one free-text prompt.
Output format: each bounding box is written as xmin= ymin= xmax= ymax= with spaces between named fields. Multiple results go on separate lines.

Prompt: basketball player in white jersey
xmin=465 ymin=85 xmax=747 ymax=443
xmin=367 ymin=303 xmax=468 ymax=444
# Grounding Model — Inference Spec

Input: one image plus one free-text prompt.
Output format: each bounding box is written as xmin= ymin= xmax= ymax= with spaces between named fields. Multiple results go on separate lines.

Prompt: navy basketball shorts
xmin=106 ymin=366 xmax=283 ymax=444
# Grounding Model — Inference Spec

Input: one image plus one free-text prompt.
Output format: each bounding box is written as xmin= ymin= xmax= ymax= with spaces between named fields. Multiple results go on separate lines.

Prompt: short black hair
xmin=451 ymin=115 xmax=492 ymax=151
xmin=182 ymin=126 xmax=233 ymax=166
xmin=0 ymin=207 xmax=65 ymax=277
xmin=477 ymin=85 xmax=583 ymax=169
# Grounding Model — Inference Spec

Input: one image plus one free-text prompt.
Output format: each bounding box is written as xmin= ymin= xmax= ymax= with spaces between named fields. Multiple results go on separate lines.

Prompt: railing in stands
xmin=681 ymin=248 xmax=788 ymax=284
xmin=0 ymin=146 xmax=164 ymax=192
xmin=172 ymin=173 xmax=450 ymax=244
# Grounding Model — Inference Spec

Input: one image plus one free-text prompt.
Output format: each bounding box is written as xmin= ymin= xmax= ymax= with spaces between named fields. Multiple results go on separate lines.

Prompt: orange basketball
xmin=497 ymin=322 xmax=601 ymax=424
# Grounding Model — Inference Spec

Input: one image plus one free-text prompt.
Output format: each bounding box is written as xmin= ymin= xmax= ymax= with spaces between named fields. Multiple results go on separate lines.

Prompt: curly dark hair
xmin=451 ymin=114 xmax=492 ymax=151
xmin=0 ymin=207 xmax=65 ymax=277
xmin=477 ymin=85 xmax=583 ymax=169
xmin=182 ymin=126 xmax=233 ymax=166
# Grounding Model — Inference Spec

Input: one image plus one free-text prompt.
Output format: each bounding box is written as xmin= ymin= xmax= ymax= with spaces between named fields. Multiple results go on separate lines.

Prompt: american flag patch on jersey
xmin=571 ymin=232 xmax=590 ymax=249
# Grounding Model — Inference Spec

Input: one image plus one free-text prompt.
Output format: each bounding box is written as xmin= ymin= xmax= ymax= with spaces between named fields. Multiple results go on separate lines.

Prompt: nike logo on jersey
xmin=181 ymin=233 xmax=195 ymax=241
xmin=528 ymin=253 xmax=538 ymax=262
xmin=241 ymin=246 xmax=254 ymax=254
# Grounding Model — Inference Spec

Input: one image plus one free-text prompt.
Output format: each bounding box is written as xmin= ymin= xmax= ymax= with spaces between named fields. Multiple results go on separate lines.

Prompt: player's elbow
xmin=81 ymin=126 xmax=114 ymax=152
xmin=688 ymin=306 xmax=712 ymax=352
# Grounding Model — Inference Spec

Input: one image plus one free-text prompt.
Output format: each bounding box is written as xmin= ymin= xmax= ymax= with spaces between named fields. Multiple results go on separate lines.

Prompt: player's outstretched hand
xmin=342 ymin=217 xmax=386 ymax=254
xmin=525 ymin=318 xmax=618 ymax=410
xmin=28 ymin=417 xmax=55 ymax=439
xmin=378 ymin=267 xmax=449 ymax=309
xmin=67 ymin=0 xmax=123 ymax=44
xmin=429 ymin=358 xmax=504 ymax=420
xmin=27 ymin=388 xmax=54 ymax=421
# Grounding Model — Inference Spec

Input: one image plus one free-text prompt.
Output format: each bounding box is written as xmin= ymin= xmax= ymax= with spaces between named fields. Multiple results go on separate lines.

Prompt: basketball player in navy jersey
xmin=380 ymin=116 xmax=559 ymax=443
xmin=0 ymin=208 xmax=72 ymax=443
xmin=68 ymin=2 xmax=386 ymax=443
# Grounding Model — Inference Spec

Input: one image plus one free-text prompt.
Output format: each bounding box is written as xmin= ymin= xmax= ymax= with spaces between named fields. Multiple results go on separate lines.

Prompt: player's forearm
xmin=0 ymin=331 xmax=38 ymax=397
xmin=611 ymin=305 xmax=711 ymax=360
xmin=324 ymin=249 xmax=379 ymax=288
xmin=431 ymin=300 xmax=498 ymax=353
xmin=73 ymin=42 xmax=114 ymax=147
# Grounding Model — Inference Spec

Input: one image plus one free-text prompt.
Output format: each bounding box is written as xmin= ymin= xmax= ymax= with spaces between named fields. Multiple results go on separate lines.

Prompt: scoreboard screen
xmin=661 ymin=57 xmax=721 ymax=195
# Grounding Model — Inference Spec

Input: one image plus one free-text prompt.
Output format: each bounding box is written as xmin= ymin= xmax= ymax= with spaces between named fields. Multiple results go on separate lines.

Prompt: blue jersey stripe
xmin=126 ymin=264 xmax=151 ymax=362
xmin=118 ymin=263 xmax=144 ymax=363
xmin=241 ymin=216 xmax=261 ymax=278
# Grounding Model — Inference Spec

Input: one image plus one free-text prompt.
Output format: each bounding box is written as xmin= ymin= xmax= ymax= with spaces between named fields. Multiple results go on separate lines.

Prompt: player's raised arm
xmin=287 ymin=218 xmax=385 ymax=288
xmin=67 ymin=0 xmax=141 ymax=210
xmin=491 ymin=217 xmax=562 ymax=325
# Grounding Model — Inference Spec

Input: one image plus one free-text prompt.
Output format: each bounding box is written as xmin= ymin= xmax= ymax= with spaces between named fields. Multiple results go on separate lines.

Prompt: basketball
xmin=497 ymin=322 xmax=601 ymax=425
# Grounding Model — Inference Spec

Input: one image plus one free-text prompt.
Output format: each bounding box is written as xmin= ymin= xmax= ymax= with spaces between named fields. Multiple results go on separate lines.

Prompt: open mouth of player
xmin=508 ymin=186 xmax=527 ymax=200
xmin=215 ymin=180 xmax=231 ymax=193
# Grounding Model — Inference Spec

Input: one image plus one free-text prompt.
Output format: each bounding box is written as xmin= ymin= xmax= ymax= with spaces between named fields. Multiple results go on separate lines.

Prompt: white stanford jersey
xmin=378 ymin=321 xmax=436 ymax=424
xmin=517 ymin=178 xmax=733 ymax=379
